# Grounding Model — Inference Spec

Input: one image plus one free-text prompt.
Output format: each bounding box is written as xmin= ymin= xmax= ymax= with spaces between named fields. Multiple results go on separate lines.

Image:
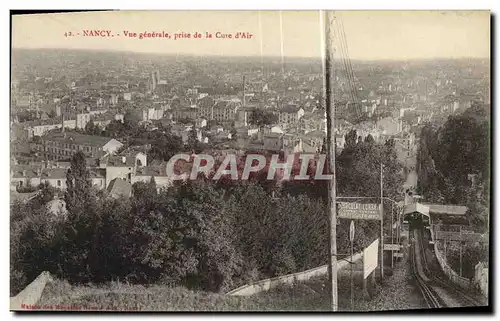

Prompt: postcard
xmin=10 ymin=10 xmax=491 ymax=312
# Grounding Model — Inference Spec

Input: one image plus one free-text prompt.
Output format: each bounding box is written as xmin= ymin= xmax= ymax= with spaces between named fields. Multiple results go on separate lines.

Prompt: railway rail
xmin=419 ymin=228 xmax=486 ymax=307
xmin=410 ymin=228 xmax=484 ymax=308
xmin=410 ymin=229 xmax=443 ymax=308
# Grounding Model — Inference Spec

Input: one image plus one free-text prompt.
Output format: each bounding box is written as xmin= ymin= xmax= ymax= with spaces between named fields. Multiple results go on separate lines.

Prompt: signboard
xmin=363 ymin=238 xmax=379 ymax=279
xmin=384 ymin=244 xmax=401 ymax=251
xmin=349 ymin=221 xmax=355 ymax=242
xmin=338 ymin=202 xmax=381 ymax=220
xmin=393 ymin=253 xmax=404 ymax=258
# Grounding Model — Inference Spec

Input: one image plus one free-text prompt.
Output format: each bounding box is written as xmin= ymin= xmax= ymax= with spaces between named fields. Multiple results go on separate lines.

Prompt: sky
xmin=12 ymin=10 xmax=490 ymax=60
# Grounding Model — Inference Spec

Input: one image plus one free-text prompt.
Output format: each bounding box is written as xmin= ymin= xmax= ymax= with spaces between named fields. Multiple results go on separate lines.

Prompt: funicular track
xmin=410 ymin=228 xmax=443 ymax=308
xmin=419 ymin=228 xmax=485 ymax=307
xmin=410 ymin=227 xmax=484 ymax=308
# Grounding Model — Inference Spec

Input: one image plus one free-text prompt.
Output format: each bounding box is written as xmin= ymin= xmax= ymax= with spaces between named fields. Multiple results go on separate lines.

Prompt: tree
xmin=186 ymin=127 xmax=199 ymax=152
xmin=345 ymin=129 xmax=357 ymax=149
xmin=447 ymin=242 xmax=488 ymax=279
xmin=126 ymin=181 xmax=244 ymax=291
xmin=123 ymin=109 xmax=141 ymax=132
xmin=92 ymin=197 xmax=133 ymax=281
xmin=434 ymin=114 xmax=488 ymax=186
xmin=29 ymin=181 xmax=56 ymax=209
xmin=85 ymin=120 xmax=101 ymax=136
xmin=104 ymin=119 xmax=126 ymax=138
xmin=335 ymin=134 xmax=404 ymax=247
xmin=416 ymin=105 xmax=490 ymax=233
xmin=364 ymin=134 xmax=375 ymax=144
xmin=149 ymin=131 xmax=184 ymax=162
xmin=416 ymin=124 xmax=437 ymax=196
xmin=65 ymin=151 xmax=92 ymax=214
xmin=177 ymin=117 xmax=192 ymax=125
xmin=206 ymin=120 xmax=218 ymax=131
xmin=61 ymin=151 xmax=101 ymax=282
xmin=10 ymin=204 xmax=63 ymax=295
xmin=230 ymin=124 xmax=237 ymax=141
xmin=248 ymin=108 xmax=278 ymax=127
xmin=131 ymin=177 xmax=158 ymax=203
xmin=149 ymin=176 xmax=157 ymax=191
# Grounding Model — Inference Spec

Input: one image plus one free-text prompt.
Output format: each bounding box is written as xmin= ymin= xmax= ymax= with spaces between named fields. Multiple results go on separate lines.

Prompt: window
xmin=18 ymin=181 xmax=23 ymax=187
xmin=57 ymin=180 xmax=61 ymax=187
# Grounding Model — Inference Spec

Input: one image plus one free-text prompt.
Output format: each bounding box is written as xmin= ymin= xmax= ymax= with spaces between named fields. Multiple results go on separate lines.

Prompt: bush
xmin=446 ymin=242 xmax=488 ymax=279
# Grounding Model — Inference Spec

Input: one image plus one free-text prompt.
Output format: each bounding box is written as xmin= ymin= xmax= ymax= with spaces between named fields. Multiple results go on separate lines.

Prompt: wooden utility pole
xmin=459 ymin=226 xmax=463 ymax=277
xmin=350 ymin=220 xmax=354 ymax=310
xmin=380 ymin=163 xmax=384 ymax=281
xmin=391 ymin=202 xmax=394 ymax=269
xmin=323 ymin=10 xmax=338 ymax=311
xmin=279 ymin=10 xmax=285 ymax=75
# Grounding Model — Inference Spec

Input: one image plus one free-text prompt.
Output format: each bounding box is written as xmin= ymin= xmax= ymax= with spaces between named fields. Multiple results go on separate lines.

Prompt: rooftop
xmin=281 ymin=104 xmax=302 ymax=113
xmin=264 ymin=133 xmax=283 ymax=139
xmin=24 ymin=118 xmax=62 ymax=127
xmin=135 ymin=165 xmax=168 ymax=177
xmin=101 ymin=154 xmax=137 ymax=167
xmin=107 ymin=178 xmax=132 ymax=198
xmin=304 ymin=130 xmax=325 ymax=139
xmin=44 ymin=131 xmax=117 ymax=148
xmin=10 ymin=190 xmax=40 ymax=204
xmin=422 ymin=203 xmax=468 ymax=216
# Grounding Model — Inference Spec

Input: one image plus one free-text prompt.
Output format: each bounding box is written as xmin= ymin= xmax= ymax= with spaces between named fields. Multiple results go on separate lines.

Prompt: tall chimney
xmin=61 ymin=110 xmax=65 ymax=133
xmin=242 ymin=76 xmax=246 ymax=107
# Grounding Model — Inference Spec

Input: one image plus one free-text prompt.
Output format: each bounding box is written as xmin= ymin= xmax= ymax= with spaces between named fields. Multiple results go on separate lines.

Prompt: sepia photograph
xmin=9 ymin=9 xmax=491 ymax=312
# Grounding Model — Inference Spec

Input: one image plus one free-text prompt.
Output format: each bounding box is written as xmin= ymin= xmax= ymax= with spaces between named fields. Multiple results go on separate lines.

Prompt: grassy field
xmin=35 ymin=259 xmax=425 ymax=312
xmin=37 ymin=278 xmax=331 ymax=312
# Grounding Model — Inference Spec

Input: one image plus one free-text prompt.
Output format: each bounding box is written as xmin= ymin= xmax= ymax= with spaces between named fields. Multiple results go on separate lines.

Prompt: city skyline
xmin=12 ymin=10 xmax=490 ymax=60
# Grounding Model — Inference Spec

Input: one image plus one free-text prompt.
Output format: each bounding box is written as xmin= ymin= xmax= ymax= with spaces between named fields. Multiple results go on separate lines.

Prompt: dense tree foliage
xmin=417 ymin=104 xmax=490 ymax=280
xmin=446 ymin=242 xmax=489 ymax=279
xmin=11 ymin=133 xmax=405 ymax=295
xmin=186 ymin=127 xmax=199 ymax=152
xmin=248 ymin=108 xmax=278 ymax=127
xmin=84 ymin=120 xmax=103 ymax=136
xmin=417 ymin=104 xmax=490 ymax=232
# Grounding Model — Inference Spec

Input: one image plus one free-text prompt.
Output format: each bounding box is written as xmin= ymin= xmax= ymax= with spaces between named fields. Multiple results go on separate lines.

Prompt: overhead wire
xmin=331 ymin=13 xmax=362 ymax=119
